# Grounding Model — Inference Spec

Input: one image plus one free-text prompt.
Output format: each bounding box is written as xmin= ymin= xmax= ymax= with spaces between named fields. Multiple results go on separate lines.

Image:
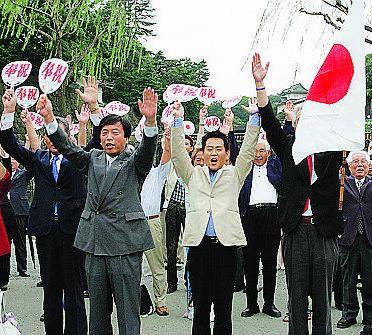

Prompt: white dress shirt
xmin=249 ymin=163 xmax=278 ymax=205
xmin=141 ymin=161 xmax=171 ymax=217
xmin=303 ymin=154 xmax=318 ymax=217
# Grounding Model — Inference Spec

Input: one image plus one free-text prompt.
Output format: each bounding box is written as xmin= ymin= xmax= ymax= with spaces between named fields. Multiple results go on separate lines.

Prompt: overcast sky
xmin=144 ymin=0 xmax=372 ymax=98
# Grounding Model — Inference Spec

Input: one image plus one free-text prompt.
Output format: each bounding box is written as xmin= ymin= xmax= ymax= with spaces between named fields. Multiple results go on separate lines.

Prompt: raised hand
xmin=219 ymin=109 xmax=234 ymax=135
xmin=241 ymin=97 xmax=259 ymax=114
xmin=2 ymin=89 xmax=16 ymax=113
xmin=199 ymin=106 xmax=208 ymax=123
xmin=75 ymin=104 xmax=90 ymax=125
xmin=20 ymin=109 xmax=32 ymax=124
xmin=252 ymin=52 xmax=270 ymax=84
xmin=284 ymin=100 xmax=294 ymax=121
xmin=75 ymin=76 xmax=99 ymax=109
xmin=172 ymin=101 xmax=184 ymax=119
xmin=224 ymin=108 xmax=234 ymax=125
xmin=138 ymin=87 xmax=158 ymax=127
xmin=36 ymin=94 xmax=54 ymax=124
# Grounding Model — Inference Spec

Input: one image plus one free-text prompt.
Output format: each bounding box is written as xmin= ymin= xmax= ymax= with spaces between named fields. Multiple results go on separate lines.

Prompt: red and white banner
xmin=28 ymin=111 xmax=44 ymax=130
xmin=38 ymin=58 xmax=68 ymax=94
xmin=204 ymin=116 xmax=221 ymax=132
xmin=197 ymin=87 xmax=218 ymax=105
xmin=104 ymin=101 xmax=130 ymax=116
xmin=15 ymin=86 xmax=39 ymax=109
xmin=292 ymin=0 xmax=365 ymax=164
xmin=2 ymin=61 xmax=32 ymax=87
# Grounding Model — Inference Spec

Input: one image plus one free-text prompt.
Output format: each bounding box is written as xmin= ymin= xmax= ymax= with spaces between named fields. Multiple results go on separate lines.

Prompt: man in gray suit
xmin=36 ymin=81 xmax=159 ymax=335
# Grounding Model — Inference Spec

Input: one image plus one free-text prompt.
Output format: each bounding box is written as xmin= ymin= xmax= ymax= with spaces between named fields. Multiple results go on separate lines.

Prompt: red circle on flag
xmin=306 ymin=44 xmax=354 ymax=105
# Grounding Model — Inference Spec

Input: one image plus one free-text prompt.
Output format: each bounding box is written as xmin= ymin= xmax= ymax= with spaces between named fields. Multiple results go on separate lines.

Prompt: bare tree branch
xmin=299 ymin=8 xmax=341 ymax=30
xmin=321 ymin=0 xmax=348 ymax=14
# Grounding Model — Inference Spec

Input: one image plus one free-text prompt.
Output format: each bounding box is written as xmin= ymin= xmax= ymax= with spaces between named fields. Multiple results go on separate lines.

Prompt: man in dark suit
xmin=9 ymin=157 xmax=31 ymax=277
xmin=337 ymin=151 xmax=372 ymax=335
xmin=239 ymin=140 xmax=282 ymax=318
xmin=251 ymin=53 xmax=342 ymax=335
xmin=39 ymin=84 xmax=158 ymax=335
xmin=0 ymin=89 xmax=87 ymax=335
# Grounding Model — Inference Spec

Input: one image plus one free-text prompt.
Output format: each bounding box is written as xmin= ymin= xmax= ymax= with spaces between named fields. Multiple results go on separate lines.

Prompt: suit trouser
xmin=333 ymin=248 xmax=343 ymax=308
xmin=189 ymin=238 xmax=237 ymax=335
xmin=85 ymin=252 xmax=143 ymax=335
xmin=165 ymin=201 xmax=186 ymax=287
xmin=241 ymin=206 xmax=281 ymax=308
xmin=13 ymin=215 xmax=28 ymax=274
xmin=36 ymin=224 xmax=87 ymax=335
xmin=144 ymin=216 xmax=167 ymax=307
xmin=340 ymin=233 xmax=372 ymax=325
xmin=284 ymin=222 xmax=338 ymax=335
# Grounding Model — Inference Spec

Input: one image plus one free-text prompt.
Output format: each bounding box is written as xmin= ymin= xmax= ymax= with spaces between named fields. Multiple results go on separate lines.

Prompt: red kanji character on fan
xmin=205 ymin=118 xmax=211 ymax=126
xmin=199 ymin=88 xmax=207 ymax=97
xmin=184 ymin=87 xmax=197 ymax=97
xmin=17 ymin=87 xmax=27 ymax=100
xmin=4 ymin=64 xmax=18 ymax=77
xmin=17 ymin=63 xmax=31 ymax=78
xmin=207 ymin=89 xmax=216 ymax=99
xmin=28 ymin=88 xmax=38 ymax=101
xmin=41 ymin=61 xmax=55 ymax=80
xmin=52 ymin=64 xmax=67 ymax=83
xmin=171 ymin=85 xmax=184 ymax=95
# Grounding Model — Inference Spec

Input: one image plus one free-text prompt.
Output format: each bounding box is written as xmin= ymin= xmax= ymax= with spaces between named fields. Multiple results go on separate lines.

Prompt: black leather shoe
xmin=337 ymin=317 xmax=357 ymax=328
xmin=167 ymin=285 xmax=177 ymax=294
xmin=241 ymin=306 xmax=260 ymax=317
xmin=18 ymin=272 xmax=30 ymax=277
xmin=0 ymin=285 xmax=7 ymax=291
xmin=262 ymin=304 xmax=282 ymax=318
xmin=361 ymin=325 xmax=372 ymax=335
xmin=36 ymin=281 xmax=43 ymax=287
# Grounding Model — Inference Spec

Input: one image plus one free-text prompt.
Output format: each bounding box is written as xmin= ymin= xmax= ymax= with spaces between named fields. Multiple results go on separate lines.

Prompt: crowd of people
xmin=0 ymin=53 xmax=371 ymax=335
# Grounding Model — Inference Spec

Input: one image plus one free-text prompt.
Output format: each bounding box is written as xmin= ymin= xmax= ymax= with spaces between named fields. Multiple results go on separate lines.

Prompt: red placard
xmin=38 ymin=58 xmax=68 ymax=94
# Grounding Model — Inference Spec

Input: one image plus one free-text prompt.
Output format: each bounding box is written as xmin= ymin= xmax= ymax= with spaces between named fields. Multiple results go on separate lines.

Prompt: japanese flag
xmin=292 ymin=0 xmax=365 ymax=164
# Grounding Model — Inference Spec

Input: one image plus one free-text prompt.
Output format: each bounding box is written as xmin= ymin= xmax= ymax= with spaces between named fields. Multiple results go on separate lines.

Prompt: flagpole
xmin=338 ymin=150 xmax=347 ymax=211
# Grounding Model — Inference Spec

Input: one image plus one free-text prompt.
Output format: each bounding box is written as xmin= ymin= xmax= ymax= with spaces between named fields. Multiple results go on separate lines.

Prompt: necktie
xmin=52 ymin=155 xmax=59 ymax=216
xmin=356 ymin=180 xmax=364 ymax=234
xmin=52 ymin=155 xmax=59 ymax=182
xmin=356 ymin=180 xmax=362 ymax=192
xmin=303 ymin=155 xmax=313 ymax=213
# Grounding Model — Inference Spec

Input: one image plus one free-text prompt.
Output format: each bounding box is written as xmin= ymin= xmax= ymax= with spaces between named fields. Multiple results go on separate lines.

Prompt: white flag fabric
xmin=292 ymin=0 xmax=365 ymax=164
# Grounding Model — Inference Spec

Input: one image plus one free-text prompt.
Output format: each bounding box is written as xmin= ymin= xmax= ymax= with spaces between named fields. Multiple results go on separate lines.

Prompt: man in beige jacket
xmin=170 ymin=102 xmax=259 ymax=335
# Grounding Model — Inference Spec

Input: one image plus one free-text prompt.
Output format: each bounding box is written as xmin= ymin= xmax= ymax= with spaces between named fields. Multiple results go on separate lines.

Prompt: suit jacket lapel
xmin=57 ymin=157 xmax=69 ymax=183
xmin=41 ymin=153 xmax=55 ymax=184
xmin=359 ymin=176 xmax=370 ymax=199
xmin=347 ymin=177 xmax=360 ymax=200
xmin=96 ymin=149 xmax=131 ymax=207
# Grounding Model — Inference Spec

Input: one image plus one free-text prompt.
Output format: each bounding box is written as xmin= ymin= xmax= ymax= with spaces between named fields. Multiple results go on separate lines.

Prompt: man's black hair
xmin=98 ymin=114 xmax=132 ymax=139
xmin=202 ymin=131 xmax=229 ymax=152
xmin=185 ymin=134 xmax=194 ymax=148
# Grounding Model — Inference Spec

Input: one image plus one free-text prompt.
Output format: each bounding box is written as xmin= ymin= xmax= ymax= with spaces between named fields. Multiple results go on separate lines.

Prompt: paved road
xmin=3 ymin=244 xmax=364 ymax=335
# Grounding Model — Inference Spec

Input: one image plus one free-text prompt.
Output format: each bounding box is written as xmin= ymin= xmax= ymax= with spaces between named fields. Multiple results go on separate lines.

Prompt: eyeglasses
xmin=351 ymin=159 xmax=368 ymax=165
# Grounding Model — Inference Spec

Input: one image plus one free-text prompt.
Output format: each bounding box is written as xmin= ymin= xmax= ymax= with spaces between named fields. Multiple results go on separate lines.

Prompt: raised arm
xmin=160 ymin=125 xmax=171 ymax=165
xmin=75 ymin=104 xmax=90 ymax=147
xmin=134 ymin=88 xmax=159 ymax=179
xmin=219 ymin=108 xmax=238 ymax=164
xmin=20 ymin=110 xmax=40 ymax=152
xmin=251 ymin=53 xmax=288 ymax=159
xmin=170 ymin=102 xmax=194 ymax=185
xmin=37 ymin=95 xmax=91 ymax=175
xmin=0 ymin=89 xmax=37 ymax=172
xmin=194 ymin=106 xmax=207 ymax=150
